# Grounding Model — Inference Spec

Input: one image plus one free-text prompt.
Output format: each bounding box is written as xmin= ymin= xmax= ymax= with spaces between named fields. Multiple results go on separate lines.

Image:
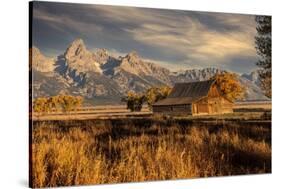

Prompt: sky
xmin=32 ymin=1 xmax=260 ymax=74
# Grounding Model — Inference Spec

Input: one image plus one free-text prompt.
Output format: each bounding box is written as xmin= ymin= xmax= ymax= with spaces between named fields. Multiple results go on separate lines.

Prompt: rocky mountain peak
xmin=64 ymin=38 xmax=87 ymax=59
xmin=32 ymin=43 xmax=269 ymax=103
xmin=94 ymin=48 xmax=109 ymax=64
xmin=125 ymin=51 xmax=140 ymax=63
xmin=241 ymin=70 xmax=260 ymax=86
xmin=70 ymin=38 xmax=85 ymax=47
xmin=60 ymin=39 xmax=102 ymax=74
xmin=31 ymin=46 xmax=55 ymax=73
xmin=117 ymin=51 xmax=147 ymax=75
xmin=32 ymin=46 xmax=41 ymax=55
xmin=96 ymin=48 xmax=108 ymax=57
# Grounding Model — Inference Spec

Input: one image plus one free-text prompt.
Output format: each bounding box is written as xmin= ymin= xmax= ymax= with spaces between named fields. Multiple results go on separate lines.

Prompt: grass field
xmin=30 ymin=118 xmax=271 ymax=187
xmin=32 ymin=101 xmax=271 ymax=121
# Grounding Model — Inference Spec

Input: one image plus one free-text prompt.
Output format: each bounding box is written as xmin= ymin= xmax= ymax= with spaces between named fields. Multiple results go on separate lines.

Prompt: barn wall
xmin=193 ymin=98 xmax=209 ymax=115
xmin=219 ymin=98 xmax=234 ymax=113
xmin=208 ymin=84 xmax=233 ymax=114
xmin=208 ymin=97 xmax=221 ymax=114
xmin=153 ymin=83 xmax=234 ymax=115
xmin=152 ymin=104 xmax=192 ymax=114
xmin=192 ymin=85 xmax=234 ymax=115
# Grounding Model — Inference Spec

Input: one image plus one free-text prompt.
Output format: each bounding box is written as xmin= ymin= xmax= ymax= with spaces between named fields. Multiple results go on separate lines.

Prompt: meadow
xmin=30 ymin=118 xmax=271 ymax=188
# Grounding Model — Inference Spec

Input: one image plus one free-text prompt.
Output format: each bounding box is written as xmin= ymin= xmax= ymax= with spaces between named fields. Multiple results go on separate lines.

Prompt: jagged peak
xmin=31 ymin=46 xmax=55 ymax=72
xmin=126 ymin=50 xmax=139 ymax=57
xmin=31 ymin=46 xmax=42 ymax=55
xmin=31 ymin=46 xmax=48 ymax=58
xmin=124 ymin=50 xmax=140 ymax=63
xmin=32 ymin=45 xmax=39 ymax=51
xmin=70 ymin=38 xmax=85 ymax=47
xmin=95 ymin=48 xmax=109 ymax=57
xmin=65 ymin=38 xmax=87 ymax=58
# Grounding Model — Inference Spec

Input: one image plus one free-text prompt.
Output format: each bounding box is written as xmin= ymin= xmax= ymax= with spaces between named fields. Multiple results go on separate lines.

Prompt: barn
xmin=152 ymin=79 xmax=233 ymax=115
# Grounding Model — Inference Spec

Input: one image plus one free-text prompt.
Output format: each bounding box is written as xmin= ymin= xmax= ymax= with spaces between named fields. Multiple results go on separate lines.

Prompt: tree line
xmin=33 ymin=73 xmax=245 ymax=113
xmin=33 ymin=95 xmax=83 ymax=113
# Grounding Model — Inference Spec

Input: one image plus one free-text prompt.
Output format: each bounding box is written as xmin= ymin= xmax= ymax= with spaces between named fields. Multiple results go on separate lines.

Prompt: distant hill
xmin=31 ymin=39 xmax=269 ymax=105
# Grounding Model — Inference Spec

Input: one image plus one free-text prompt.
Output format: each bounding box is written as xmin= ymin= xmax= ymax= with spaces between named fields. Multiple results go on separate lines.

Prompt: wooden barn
xmin=152 ymin=79 xmax=233 ymax=115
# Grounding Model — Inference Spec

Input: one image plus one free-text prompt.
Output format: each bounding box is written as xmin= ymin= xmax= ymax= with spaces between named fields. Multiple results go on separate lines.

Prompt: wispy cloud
xmin=33 ymin=8 xmax=103 ymax=35
xmin=32 ymin=2 xmax=259 ymax=73
xmin=120 ymin=10 xmax=257 ymax=69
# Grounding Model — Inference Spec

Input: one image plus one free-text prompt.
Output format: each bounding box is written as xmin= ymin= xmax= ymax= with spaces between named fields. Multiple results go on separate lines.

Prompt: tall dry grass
xmin=31 ymin=120 xmax=271 ymax=187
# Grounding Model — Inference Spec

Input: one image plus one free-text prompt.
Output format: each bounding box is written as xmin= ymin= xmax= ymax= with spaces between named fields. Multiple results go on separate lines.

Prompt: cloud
xmin=33 ymin=8 xmax=103 ymax=35
xmin=32 ymin=2 xmax=259 ymax=73
xmin=123 ymin=12 xmax=257 ymax=69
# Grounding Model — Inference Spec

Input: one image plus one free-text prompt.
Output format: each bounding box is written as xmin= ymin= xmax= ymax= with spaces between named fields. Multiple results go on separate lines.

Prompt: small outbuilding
xmin=152 ymin=79 xmax=233 ymax=115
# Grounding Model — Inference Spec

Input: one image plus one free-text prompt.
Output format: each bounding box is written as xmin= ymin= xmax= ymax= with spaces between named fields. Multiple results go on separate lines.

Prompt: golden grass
xmin=31 ymin=120 xmax=271 ymax=187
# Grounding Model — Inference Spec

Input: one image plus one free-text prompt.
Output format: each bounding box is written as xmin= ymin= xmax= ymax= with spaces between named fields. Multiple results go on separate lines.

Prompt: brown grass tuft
xmin=31 ymin=120 xmax=271 ymax=187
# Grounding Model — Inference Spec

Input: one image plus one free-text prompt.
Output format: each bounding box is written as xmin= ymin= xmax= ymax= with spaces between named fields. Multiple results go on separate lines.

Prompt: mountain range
xmin=31 ymin=39 xmax=269 ymax=105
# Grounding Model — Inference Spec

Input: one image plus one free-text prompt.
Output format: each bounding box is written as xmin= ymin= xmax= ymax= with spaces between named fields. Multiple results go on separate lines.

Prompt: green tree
xmin=255 ymin=16 xmax=272 ymax=98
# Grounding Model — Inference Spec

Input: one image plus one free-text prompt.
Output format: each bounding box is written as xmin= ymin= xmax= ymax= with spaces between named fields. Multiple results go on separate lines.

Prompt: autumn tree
xmin=255 ymin=16 xmax=272 ymax=98
xmin=73 ymin=96 xmax=83 ymax=111
xmin=212 ymin=72 xmax=245 ymax=101
xmin=145 ymin=86 xmax=172 ymax=109
xmin=33 ymin=95 xmax=83 ymax=113
xmin=60 ymin=95 xmax=75 ymax=112
xmin=33 ymin=97 xmax=49 ymax=113
xmin=48 ymin=96 xmax=61 ymax=112
xmin=58 ymin=95 xmax=83 ymax=112
xmin=122 ymin=91 xmax=146 ymax=112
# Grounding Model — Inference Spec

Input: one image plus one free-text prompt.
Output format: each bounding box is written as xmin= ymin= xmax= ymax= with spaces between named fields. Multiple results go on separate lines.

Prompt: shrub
xmin=122 ymin=91 xmax=146 ymax=112
xmin=145 ymin=86 xmax=172 ymax=109
xmin=33 ymin=95 xmax=83 ymax=113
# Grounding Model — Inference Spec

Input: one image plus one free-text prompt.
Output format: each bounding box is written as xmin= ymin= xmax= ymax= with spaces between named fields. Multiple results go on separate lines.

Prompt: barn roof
xmin=153 ymin=79 xmax=216 ymax=106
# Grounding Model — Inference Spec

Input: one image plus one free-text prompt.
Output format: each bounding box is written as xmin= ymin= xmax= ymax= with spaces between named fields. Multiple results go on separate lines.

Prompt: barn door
xmin=212 ymin=102 xmax=220 ymax=113
xmin=192 ymin=104 xmax=198 ymax=114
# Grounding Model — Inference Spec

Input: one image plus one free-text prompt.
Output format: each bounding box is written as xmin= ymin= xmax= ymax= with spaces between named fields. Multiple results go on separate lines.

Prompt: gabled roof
xmin=153 ymin=79 xmax=216 ymax=106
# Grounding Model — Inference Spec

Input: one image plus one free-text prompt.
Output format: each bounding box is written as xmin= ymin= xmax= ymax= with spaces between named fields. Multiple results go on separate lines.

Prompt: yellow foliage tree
xmin=145 ymin=86 xmax=172 ymax=109
xmin=61 ymin=95 xmax=83 ymax=112
xmin=33 ymin=97 xmax=50 ymax=113
xmin=212 ymin=72 xmax=245 ymax=101
xmin=33 ymin=95 xmax=83 ymax=113
xmin=48 ymin=96 xmax=61 ymax=111
xmin=122 ymin=91 xmax=146 ymax=112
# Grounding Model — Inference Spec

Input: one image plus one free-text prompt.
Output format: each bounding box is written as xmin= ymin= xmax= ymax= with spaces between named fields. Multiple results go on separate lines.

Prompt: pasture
xmin=30 ymin=101 xmax=272 ymax=187
xmin=31 ymin=101 xmax=271 ymax=121
xmin=30 ymin=118 xmax=271 ymax=187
